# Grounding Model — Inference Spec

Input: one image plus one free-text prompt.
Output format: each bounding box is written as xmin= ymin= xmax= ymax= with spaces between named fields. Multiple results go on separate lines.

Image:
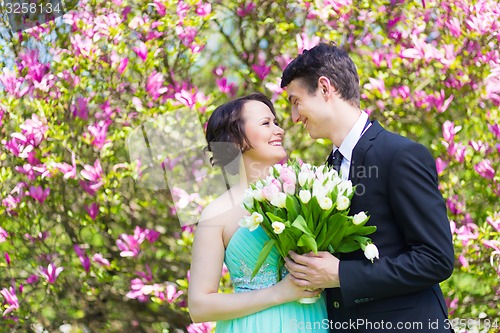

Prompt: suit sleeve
xmin=338 ymin=142 xmax=455 ymax=306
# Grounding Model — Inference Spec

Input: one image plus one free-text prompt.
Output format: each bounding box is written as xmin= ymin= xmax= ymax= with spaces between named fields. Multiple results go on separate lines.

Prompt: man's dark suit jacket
xmin=326 ymin=121 xmax=455 ymax=332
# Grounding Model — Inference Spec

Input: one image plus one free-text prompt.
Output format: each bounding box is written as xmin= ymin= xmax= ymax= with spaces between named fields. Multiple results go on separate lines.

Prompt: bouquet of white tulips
xmin=240 ymin=160 xmax=378 ymax=278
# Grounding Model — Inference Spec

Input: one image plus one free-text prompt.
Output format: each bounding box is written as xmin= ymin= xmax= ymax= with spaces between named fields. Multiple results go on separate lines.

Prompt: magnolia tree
xmin=0 ymin=0 xmax=498 ymax=332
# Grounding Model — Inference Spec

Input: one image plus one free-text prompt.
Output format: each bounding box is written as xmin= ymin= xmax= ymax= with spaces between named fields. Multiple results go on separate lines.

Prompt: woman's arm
xmin=188 ymin=211 xmax=320 ymax=323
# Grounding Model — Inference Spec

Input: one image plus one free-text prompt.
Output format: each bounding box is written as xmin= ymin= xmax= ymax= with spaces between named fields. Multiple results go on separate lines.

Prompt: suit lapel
xmin=349 ymin=121 xmax=384 ymax=185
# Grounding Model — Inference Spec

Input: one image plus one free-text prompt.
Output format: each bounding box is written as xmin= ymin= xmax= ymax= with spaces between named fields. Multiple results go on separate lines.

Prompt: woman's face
xmin=241 ymin=100 xmax=286 ymax=167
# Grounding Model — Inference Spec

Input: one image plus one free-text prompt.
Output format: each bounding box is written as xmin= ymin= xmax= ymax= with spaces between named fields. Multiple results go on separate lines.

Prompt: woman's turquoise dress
xmin=215 ymin=226 xmax=329 ymax=333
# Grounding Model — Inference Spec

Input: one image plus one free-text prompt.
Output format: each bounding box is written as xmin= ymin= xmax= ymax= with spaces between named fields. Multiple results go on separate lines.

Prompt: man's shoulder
xmin=372 ymin=122 xmax=421 ymax=149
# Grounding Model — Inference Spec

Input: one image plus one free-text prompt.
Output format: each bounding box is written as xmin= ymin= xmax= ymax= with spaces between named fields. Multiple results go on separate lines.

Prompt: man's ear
xmin=318 ymin=76 xmax=335 ymax=97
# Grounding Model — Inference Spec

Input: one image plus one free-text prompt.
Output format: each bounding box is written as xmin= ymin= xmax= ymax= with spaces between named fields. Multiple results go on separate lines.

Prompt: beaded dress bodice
xmin=224 ymin=226 xmax=284 ymax=292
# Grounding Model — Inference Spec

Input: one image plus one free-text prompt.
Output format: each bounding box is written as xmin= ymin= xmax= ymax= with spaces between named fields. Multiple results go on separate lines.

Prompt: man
xmin=281 ymin=43 xmax=455 ymax=332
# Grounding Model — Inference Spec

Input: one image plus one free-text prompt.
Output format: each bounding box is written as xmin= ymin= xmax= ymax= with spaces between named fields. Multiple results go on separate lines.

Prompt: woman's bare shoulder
xmin=199 ymin=189 xmax=244 ymax=225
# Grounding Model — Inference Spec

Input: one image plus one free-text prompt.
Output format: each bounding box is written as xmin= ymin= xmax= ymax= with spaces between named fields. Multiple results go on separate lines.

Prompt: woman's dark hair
xmin=205 ymin=93 xmax=276 ymax=174
xmin=280 ymin=42 xmax=360 ymax=108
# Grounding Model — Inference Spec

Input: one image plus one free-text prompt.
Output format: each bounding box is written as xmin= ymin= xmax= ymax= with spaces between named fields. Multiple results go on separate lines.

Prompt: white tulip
xmin=336 ymin=195 xmax=350 ymax=210
xmin=283 ymin=182 xmax=296 ymax=195
xmin=299 ymin=190 xmax=311 ymax=204
xmin=270 ymin=192 xmax=287 ymax=208
xmin=246 ymin=212 xmax=263 ymax=231
xmin=251 ymin=212 xmax=263 ymax=223
xmin=312 ymin=179 xmax=327 ymax=198
xmin=238 ymin=216 xmax=252 ymax=228
xmin=272 ymin=222 xmax=285 ymax=234
xmin=253 ymin=189 xmax=263 ymax=201
xmin=352 ymin=212 xmax=368 ymax=225
xmin=298 ymin=171 xmax=309 ymax=187
xmin=324 ymin=180 xmax=335 ymax=193
xmin=364 ymin=243 xmax=379 ymax=263
xmin=318 ymin=197 xmax=333 ymax=210
xmin=242 ymin=189 xmax=254 ymax=208
xmin=338 ymin=180 xmax=353 ymax=196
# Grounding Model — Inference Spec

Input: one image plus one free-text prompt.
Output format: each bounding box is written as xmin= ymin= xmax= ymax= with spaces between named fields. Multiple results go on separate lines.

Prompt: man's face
xmin=285 ymin=79 xmax=332 ymax=140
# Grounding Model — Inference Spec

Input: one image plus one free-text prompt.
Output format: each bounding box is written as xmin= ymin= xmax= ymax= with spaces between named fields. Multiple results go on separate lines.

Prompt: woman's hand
xmin=272 ymin=273 xmax=323 ymax=304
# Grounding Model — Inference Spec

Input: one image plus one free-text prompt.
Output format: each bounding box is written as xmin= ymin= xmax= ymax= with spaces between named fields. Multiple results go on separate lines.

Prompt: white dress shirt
xmin=332 ymin=111 xmax=371 ymax=180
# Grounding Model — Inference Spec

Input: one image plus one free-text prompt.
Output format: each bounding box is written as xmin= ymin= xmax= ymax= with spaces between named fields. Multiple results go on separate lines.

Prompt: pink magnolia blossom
xmin=118 ymin=57 xmax=129 ymax=74
xmin=2 ymin=136 xmax=33 ymax=158
xmin=0 ymin=227 xmax=8 ymax=242
xmin=446 ymin=142 xmax=466 ymax=163
xmin=0 ymin=286 xmax=19 ymax=315
xmin=15 ymin=159 xmax=49 ymax=179
xmin=446 ymin=195 xmax=464 ymax=215
xmin=276 ymin=54 xmax=293 ymax=71
xmin=392 ymin=85 xmax=411 ymax=100
xmin=176 ymin=26 xmax=197 ymax=47
xmin=80 ymin=159 xmax=104 ymax=194
xmin=116 ymin=226 xmax=160 ymax=257
xmin=24 ymin=231 xmax=49 ymax=243
xmin=126 ymin=279 xmax=182 ymax=303
xmin=0 ymin=69 xmax=29 ymax=98
xmin=213 ymin=66 xmax=225 ymax=77
xmin=489 ymin=123 xmax=500 ymax=139
xmin=72 ymin=97 xmax=89 ymax=120
xmin=152 ymin=0 xmax=166 ymax=15
xmin=18 ymin=114 xmax=48 ymax=147
xmin=26 ymin=274 xmax=39 ymax=284
xmin=176 ymin=0 xmax=190 ymax=22
xmin=485 ymin=66 xmax=500 ymax=106
xmin=236 ymin=2 xmax=256 ymax=17
xmin=364 ymin=76 xmax=386 ymax=95
xmin=181 ymin=224 xmax=195 ymax=234
xmin=126 ymin=278 xmax=149 ymax=302
xmin=19 ymin=49 xmax=50 ymax=83
xmin=28 ymin=186 xmax=50 ymax=203
xmin=74 ymin=245 xmax=90 ymax=272
xmin=56 ymin=152 xmax=77 ymax=179
xmin=469 ymin=140 xmax=489 ymax=154
xmin=455 ymin=220 xmax=479 ymax=247
xmin=187 ymin=322 xmax=215 ymax=333
xmin=116 ymin=234 xmax=142 ymax=257
xmin=39 ymin=263 xmax=64 ymax=284
xmin=163 ymin=283 xmax=183 ymax=302
xmin=371 ymin=52 xmax=384 ymax=67
xmin=296 ymin=33 xmax=320 ymax=54
xmin=146 ymin=71 xmax=168 ymax=100
xmin=252 ymin=56 xmax=271 ymax=81
xmin=133 ymin=42 xmax=148 ymax=62
xmin=442 ymin=120 xmax=458 ymax=142
xmin=486 ymin=213 xmax=499 ymax=232
xmin=2 ymin=194 xmax=20 ymax=215
xmin=196 ymin=1 xmax=211 ymax=17
xmin=435 ymin=157 xmax=448 ymax=175
xmin=474 ymin=159 xmax=495 ymax=179
xmin=92 ymin=253 xmax=111 ymax=267
xmin=216 ymin=78 xmax=236 ymax=95
xmin=5 ymin=252 xmax=11 ymax=265
xmin=458 ymin=254 xmax=468 ymax=268
xmin=85 ymin=203 xmax=100 ymax=220
xmin=445 ymin=17 xmax=461 ymax=38
xmin=431 ymin=90 xmax=454 ymax=113
xmin=174 ymin=88 xmax=197 ymax=108
xmin=84 ymin=119 xmax=112 ymax=150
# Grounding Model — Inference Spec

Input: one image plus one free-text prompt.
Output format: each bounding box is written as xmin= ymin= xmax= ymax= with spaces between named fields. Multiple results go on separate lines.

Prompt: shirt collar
xmin=333 ymin=111 xmax=369 ymax=163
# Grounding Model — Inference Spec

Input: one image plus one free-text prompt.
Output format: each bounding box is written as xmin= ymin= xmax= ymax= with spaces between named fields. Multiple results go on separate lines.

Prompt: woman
xmin=188 ymin=93 xmax=328 ymax=333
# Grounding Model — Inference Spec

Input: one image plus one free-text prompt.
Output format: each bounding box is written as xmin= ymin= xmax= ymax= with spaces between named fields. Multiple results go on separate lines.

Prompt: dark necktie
xmin=327 ymin=149 xmax=343 ymax=173
xmin=325 ymin=118 xmax=370 ymax=172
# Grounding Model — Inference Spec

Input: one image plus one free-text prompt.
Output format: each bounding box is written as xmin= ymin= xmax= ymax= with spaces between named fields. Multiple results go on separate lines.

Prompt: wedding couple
xmin=188 ymin=43 xmax=455 ymax=332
